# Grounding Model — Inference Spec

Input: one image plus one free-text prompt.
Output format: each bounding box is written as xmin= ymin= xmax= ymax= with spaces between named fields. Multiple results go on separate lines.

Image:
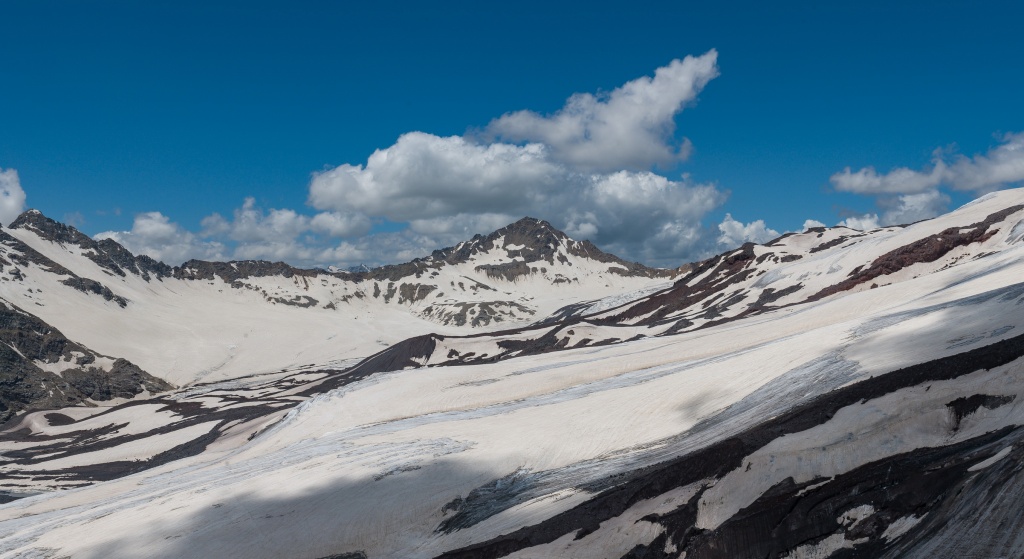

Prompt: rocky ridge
xmin=358 ymin=193 xmax=1024 ymax=369
xmin=0 ymin=211 xmax=678 ymax=386
xmin=0 ymin=300 xmax=170 ymax=423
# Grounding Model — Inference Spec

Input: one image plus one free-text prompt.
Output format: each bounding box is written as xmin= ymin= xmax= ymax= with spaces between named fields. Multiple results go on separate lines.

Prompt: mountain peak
xmin=493 ymin=216 xmax=570 ymax=245
xmin=418 ymin=216 xmax=674 ymax=279
xmin=505 ymin=216 xmax=560 ymax=232
xmin=9 ymin=208 xmax=94 ymax=246
xmin=6 ymin=208 xmax=173 ymax=282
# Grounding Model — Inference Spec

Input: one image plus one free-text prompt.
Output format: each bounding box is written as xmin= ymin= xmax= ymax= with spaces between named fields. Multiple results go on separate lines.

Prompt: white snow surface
xmin=2 ymin=190 xmax=1024 ymax=557
xmin=0 ymin=222 xmax=670 ymax=386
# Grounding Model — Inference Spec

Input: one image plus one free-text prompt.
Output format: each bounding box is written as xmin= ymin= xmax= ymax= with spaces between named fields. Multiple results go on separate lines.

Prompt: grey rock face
xmin=0 ymin=302 xmax=171 ymax=423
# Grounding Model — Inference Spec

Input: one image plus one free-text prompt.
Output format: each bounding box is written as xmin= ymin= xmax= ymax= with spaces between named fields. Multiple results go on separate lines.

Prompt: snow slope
xmin=0 ymin=215 xmax=671 ymax=386
xmin=2 ymin=190 xmax=1024 ymax=557
xmin=359 ymin=189 xmax=1024 ymax=371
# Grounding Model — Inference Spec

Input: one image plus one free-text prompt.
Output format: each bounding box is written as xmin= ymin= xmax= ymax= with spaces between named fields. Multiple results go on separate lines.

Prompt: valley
xmin=2 ymin=190 xmax=1024 ymax=558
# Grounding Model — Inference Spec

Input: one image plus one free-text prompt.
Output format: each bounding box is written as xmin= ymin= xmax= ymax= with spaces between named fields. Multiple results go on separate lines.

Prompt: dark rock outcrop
xmin=0 ymin=302 xmax=171 ymax=423
xmin=174 ymin=259 xmax=319 ymax=283
xmin=599 ymin=243 xmax=760 ymax=326
xmin=60 ymin=277 xmax=129 ymax=307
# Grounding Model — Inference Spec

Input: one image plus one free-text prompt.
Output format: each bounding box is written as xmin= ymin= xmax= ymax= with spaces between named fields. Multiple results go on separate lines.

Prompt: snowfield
xmin=2 ymin=191 xmax=1024 ymax=558
xmin=0 ymin=216 xmax=671 ymax=386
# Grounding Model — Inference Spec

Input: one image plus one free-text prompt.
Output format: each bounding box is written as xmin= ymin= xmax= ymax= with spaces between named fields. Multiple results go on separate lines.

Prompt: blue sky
xmin=2 ymin=1 xmax=1023 ymax=267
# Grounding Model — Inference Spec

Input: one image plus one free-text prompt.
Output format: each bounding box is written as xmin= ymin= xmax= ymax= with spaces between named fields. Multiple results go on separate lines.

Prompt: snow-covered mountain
xmin=0 ymin=212 xmax=674 ymax=389
xmin=3 ymin=190 xmax=1024 ymax=558
xmin=356 ymin=190 xmax=1024 ymax=370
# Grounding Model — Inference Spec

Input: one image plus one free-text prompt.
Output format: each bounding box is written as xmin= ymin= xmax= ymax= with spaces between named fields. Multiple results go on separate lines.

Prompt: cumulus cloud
xmin=831 ymin=133 xmax=1024 ymax=195
xmin=485 ymin=51 xmax=719 ymax=172
xmin=220 ymin=198 xmax=310 ymax=243
xmin=93 ymin=54 xmax=735 ymax=269
xmin=837 ymin=214 xmax=880 ymax=231
xmin=803 ymin=219 xmax=826 ymax=230
xmin=830 ymin=159 xmax=946 ymax=195
xmin=310 ymin=211 xmax=372 ymax=238
xmin=830 ymin=133 xmax=1020 ymax=233
xmin=575 ymin=171 xmax=724 ymax=263
xmin=877 ymin=189 xmax=950 ymax=225
xmin=945 ymin=132 xmax=1024 ymax=192
xmin=302 ymin=55 xmax=730 ymax=266
xmin=97 ymin=200 xmax=371 ymax=266
xmin=309 ymin=134 xmax=558 ymax=221
xmin=231 ymin=239 xmax=321 ymax=263
xmin=838 ymin=190 xmax=950 ymax=231
xmin=204 ymin=200 xmax=372 ymax=264
xmin=408 ymin=212 xmax=520 ymax=240
xmin=314 ymin=230 xmax=444 ymax=268
xmin=309 ymin=131 xmax=726 ymax=266
xmin=717 ymin=214 xmax=779 ymax=248
xmin=0 ymin=168 xmax=27 ymax=226
xmin=96 ymin=199 xmax=383 ymax=268
xmin=96 ymin=212 xmax=226 ymax=264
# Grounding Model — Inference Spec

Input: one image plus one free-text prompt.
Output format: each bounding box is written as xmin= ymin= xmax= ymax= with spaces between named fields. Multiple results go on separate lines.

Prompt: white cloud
xmin=831 ymin=133 xmax=1024 ymax=195
xmin=0 ymin=168 xmax=27 ymax=226
xmin=837 ymin=189 xmax=950 ymax=231
xmin=803 ymin=219 xmax=826 ymax=230
xmin=945 ymin=132 xmax=1024 ymax=192
xmin=830 ymin=159 xmax=946 ymax=195
xmin=575 ymin=171 xmax=724 ymax=263
xmin=485 ymin=51 xmax=719 ymax=172
xmin=717 ymin=214 xmax=779 ymax=248
xmin=226 ymin=197 xmax=309 ymax=243
xmin=643 ymin=220 xmax=710 ymax=262
xmin=93 ymin=55 xmax=734 ymax=269
xmin=309 ymin=134 xmax=559 ymax=221
xmin=199 ymin=213 xmax=231 ymax=237
xmin=408 ymin=212 xmax=519 ymax=240
xmin=315 ymin=230 xmax=443 ymax=268
xmin=231 ymin=240 xmax=320 ymax=263
xmin=830 ymin=134 xmax=1020 ymax=233
xmin=95 ymin=198 xmax=387 ymax=268
xmin=310 ymin=211 xmax=372 ymax=238
xmin=157 ymin=199 xmax=375 ymax=265
xmin=100 ymin=205 xmax=371 ymax=267
xmin=877 ymin=189 xmax=950 ymax=225
xmin=96 ymin=212 xmax=225 ymax=264
xmin=837 ymin=213 xmax=880 ymax=231
xmin=309 ymin=132 xmax=727 ymax=265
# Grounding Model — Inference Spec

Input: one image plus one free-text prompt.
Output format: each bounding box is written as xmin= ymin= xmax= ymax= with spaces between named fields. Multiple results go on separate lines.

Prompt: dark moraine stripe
xmin=809 ymin=205 xmax=1024 ymax=302
xmin=630 ymin=426 xmax=1023 ymax=558
xmin=432 ymin=332 xmax=1024 ymax=559
xmin=0 ymin=401 xmax=284 ymax=484
xmin=297 ymin=334 xmax=438 ymax=396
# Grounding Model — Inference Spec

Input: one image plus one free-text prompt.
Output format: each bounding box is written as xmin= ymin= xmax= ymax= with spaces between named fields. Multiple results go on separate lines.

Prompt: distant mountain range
xmin=0 ymin=211 xmax=675 ymax=417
